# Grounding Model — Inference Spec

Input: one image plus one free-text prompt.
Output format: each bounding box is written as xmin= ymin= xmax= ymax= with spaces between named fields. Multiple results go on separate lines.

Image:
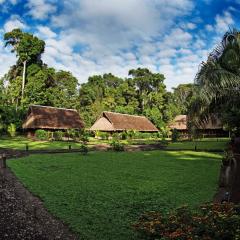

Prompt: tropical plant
xmin=80 ymin=143 xmax=88 ymax=155
xmin=54 ymin=131 xmax=64 ymax=141
xmin=190 ymin=29 xmax=240 ymax=134
xmin=110 ymin=140 xmax=124 ymax=151
xmin=78 ymin=129 xmax=90 ymax=143
xmin=35 ymin=129 xmax=47 ymax=140
xmin=7 ymin=123 xmax=16 ymax=137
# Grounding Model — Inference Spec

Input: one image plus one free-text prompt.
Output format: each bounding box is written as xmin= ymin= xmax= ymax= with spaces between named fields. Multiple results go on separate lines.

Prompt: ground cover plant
xmin=166 ymin=138 xmax=229 ymax=151
xmin=133 ymin=203 xmax=240 ymax=239
xmin=8 ymin=151 xmax=221 ymax=240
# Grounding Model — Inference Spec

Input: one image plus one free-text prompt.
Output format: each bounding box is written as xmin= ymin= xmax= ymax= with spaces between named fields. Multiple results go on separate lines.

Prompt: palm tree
xmin=190 ymin=29 xmax=240 ymax=132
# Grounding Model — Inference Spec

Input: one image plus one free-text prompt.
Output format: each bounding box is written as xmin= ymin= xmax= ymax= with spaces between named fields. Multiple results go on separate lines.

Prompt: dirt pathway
xmin=0 ymin=167 xmax=78 ymax=240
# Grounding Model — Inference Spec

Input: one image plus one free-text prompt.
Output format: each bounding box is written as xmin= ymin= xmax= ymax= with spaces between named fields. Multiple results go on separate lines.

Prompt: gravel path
xmin=0 ymin=167 xmax=78 ymax=240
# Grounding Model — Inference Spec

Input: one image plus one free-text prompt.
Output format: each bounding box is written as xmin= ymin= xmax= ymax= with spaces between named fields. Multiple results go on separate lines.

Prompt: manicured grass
xmin=167 ymin=138 xmax=229 ymax=151
xmin=0 ymin=136 xmax=85 ymax=150
xmin=0 ymin=136 xmax=229 ymax=151
xmin=8 ymin=151 xmax=221 ymax=240
xmin=0 ymin=136 xmax=162 ymax=150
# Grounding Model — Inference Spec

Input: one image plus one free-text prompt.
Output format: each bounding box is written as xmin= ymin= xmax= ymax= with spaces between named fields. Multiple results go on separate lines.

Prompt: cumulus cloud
xmin=51 ymin=0 xmax=194 ymax=52
xmin=37 ymin=26 xmax=57 ymax=39
xmin=26 ymin=0 xmax=56 ymax=20
xmin=3 ymin=15 xmax=26 ymax=32
xmin=38 ymin=0 xmax=198 ymax=89
xmin=0 ymin=37 xmax=16 ymax=76
xmin=0 ymin=0 xmax=236 ymax=91
xmin=215 ymin=11 xmax=234 ymax=32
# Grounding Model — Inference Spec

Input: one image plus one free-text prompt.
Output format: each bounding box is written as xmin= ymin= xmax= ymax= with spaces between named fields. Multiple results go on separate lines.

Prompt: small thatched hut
xmin=22 ymin=105 xmax=84 ymax=137
xmin=90 ymin=111 xmax=158 ymax=133
xmin=169 ymin=115 xmax=227 ymax=137
xmin=169 ymin=115 xmax=188 ymax=134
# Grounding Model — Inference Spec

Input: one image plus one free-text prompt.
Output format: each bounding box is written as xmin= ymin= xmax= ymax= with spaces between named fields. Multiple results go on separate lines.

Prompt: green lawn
xmin=8 ymin=151 xmax=221 ymax=240
xmin=167 ymin=138 xmax=229 ymax=151
xmin=0 ymin=136 xmax=161 ymax=150
xmin=0 ymin=136 xmax=85 ymax=150
xmin=0 ymin=136 xmax=229 ymax=151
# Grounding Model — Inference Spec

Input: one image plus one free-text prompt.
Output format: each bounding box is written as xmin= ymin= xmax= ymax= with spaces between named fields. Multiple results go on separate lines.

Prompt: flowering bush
xmin=133 ymin=203 xmax=240 ymax=240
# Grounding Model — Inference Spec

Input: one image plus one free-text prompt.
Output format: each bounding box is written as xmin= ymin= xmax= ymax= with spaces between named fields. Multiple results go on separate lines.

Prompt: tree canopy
xmin=190 ymin=29 xmax=240 ymax=134
xmin=0 ymin=29 xmax=192 ymax=132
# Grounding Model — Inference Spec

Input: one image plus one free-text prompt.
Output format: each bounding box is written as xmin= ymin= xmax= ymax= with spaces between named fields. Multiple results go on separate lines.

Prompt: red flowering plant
xmin=133 ymin=203 xmax=240 ymax=240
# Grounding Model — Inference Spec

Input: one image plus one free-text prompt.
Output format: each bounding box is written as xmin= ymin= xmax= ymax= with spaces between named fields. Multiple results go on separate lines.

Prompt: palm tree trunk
xmin=22 ymin=60 xmax=27 ymax=99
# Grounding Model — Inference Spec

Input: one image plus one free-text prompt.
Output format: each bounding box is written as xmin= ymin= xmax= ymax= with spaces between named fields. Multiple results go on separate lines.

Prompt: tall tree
xmin=172 ymin=83 xmax=196 ymax=114
xmin=4 ymin=28 xmax=45 ymax=101
xmin=79 ymin=69 xmax=174 ymax=129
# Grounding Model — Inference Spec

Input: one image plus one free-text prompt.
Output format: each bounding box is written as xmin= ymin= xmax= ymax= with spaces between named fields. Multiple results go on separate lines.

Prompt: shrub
xmin=67 ymin=129 xmax=77 ymax=140
xmin=110 ymin=140 xmax=124 ymax=151
xmin=134 ymin=132 xmax=153 ymax=139
xmin=171 ymin=128 xmax=179 ymax=142
xmin=98 ymin=132 xmax=109 ymax=140
xmin=80 ymin=144 xmax=88 ymax=155
xmin=0 ymin=122 xmax=5 ymax=135
xmin=112 ymin=132 xmax=121 ymax=140
xmin=78 ymin=129 xmax=90 ymax=143
xmin=35 ymin=129 xmax=47 ymax=140
xmin=80 ymin=134 xmax=89 ymax=143
xmin=126 ymin=130 xmax=136 ymax=139
xmin=47 ymin=131 xmax=53 ymax=141
xmin=94 ymin=130 xmax=101 ymax=138
xmin=133 ymin=203 xmax=240 ymax=240
xmin=54 ymin=131 xmax=64 ymax=141
xmin=121 ymin=131 xmax=128 ymax=140
xmin=7 ymin=123 xmax=16 ymax=137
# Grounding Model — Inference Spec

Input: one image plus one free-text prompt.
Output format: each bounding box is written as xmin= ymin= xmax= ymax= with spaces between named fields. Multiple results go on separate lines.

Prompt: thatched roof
xmin=169 ymin=115 xmax=187 ymax=130
xmin=90 ymin=111 xmax=158 ymax=132
xmin=169 ymin=115 xmax=223 ymax=130
xmin=22 ymin=105 xmax=84 ymax=130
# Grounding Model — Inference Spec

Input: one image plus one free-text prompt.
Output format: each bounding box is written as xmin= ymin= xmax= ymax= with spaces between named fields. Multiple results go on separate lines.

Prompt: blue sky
xmin=0 ymin=0 xmax=239 ymax=90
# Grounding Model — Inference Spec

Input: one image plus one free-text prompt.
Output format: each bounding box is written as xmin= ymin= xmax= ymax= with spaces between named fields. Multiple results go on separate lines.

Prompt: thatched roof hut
xmin=169 ymin=115 xmax=223 ymax=131
xmin=169 ymin=115 xmax=187 ymax=131
xmin=90 ymin=111 xmax=158 ymax=132
xmin=22 ymin=105 xmax=84 ymax=131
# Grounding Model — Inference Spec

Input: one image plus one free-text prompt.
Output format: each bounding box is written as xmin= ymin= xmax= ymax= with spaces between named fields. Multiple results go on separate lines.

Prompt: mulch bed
xmin=0 ymin=167 xmax=78 ymax=240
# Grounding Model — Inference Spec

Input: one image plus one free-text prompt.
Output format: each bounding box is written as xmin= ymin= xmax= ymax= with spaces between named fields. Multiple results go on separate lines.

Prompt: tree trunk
xmin=22 ymin=60 xmax=27 ymax=100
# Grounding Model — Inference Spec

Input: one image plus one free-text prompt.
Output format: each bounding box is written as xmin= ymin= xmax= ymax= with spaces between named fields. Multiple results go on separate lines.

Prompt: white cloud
xmin=37 ymin=26 xmax=57 ymax=38
xmin=2 ymin=0 xmax=230 ymax=91
xmin=36 ymin=0 xmax=197 ymax=90
xmin=205 ymin=24 xmax=214 ymax=31
xmin=51 ymin=0 xmax=194 ymax=53
xmin=3 ymin=15 xmax=26 ymax=32
xmin=160 ymin=28 xmax=193 ymax=49
xmin=26 ymin=0 xmax=56 ymax=20
xmin=215 ymin=11 xmax=234 ymax=33
xmin=0 ymin=38 xmax=17 ymax=77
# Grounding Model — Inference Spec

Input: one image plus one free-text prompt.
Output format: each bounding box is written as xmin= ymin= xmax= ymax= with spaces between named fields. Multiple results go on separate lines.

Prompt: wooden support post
xmin=0 ymin=154 xmax=6 ymax=169
xmin=26 ymin=143 xmax=29 ymax=151
xmin=69 ymin=145 xmax=72 ymax=151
